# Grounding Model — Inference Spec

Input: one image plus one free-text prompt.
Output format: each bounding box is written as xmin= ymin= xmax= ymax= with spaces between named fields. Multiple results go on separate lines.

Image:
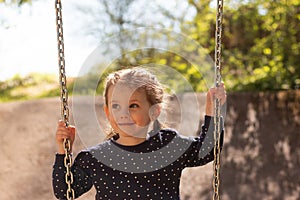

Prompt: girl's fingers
xmin=68 ymin=125 xmax=76 ymax=133
xmin=55 ymin=121 xmax=75 ymax=154
xmin=56 ymin=122 xmax=75 ymax=140
xmin=210 ymin=84 xmax=226 ymax=104
xmin=56 ymin=133 xmax=71 ymax=141
xmin=68 ymin=126 xmax=76 ymax=141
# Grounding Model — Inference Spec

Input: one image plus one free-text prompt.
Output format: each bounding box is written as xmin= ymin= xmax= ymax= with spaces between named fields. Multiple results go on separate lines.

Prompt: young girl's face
xmin=104 ymin=84 xmax=152 ymax=138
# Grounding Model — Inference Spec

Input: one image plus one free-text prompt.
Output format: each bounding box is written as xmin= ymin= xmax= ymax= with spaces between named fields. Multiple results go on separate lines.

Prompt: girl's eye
xmin=129 ymin=103 xmax=139 ymax=109
xmin=112 ymin=104 xmax=120 ymax=109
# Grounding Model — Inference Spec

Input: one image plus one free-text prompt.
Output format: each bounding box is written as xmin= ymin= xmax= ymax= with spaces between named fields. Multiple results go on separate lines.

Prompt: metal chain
xmin=213 ymin=0 xmax=224 ymax=200
xmin=55 ymin=0 xmax=75 ymax=199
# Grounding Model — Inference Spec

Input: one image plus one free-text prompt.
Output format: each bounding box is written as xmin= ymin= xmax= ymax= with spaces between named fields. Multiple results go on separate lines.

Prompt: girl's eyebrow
xmin=129 ymin=99 xmax=140 ymax=102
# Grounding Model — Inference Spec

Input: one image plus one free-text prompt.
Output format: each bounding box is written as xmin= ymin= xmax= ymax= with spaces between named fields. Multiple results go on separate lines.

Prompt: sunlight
xmin=0 ymin=0 xmax=95 ymax=81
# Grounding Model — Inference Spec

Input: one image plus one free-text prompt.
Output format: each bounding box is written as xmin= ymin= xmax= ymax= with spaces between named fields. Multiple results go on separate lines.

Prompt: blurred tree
xmin=85 ymin=0 xmax=300 ymax=92
xmin=2 ymin=0 xmax=298 ymax=92
xmin=182 ymin=0 xmax=300 ymax=91
xmin=0 ymin=0 xmax=32 ymax=6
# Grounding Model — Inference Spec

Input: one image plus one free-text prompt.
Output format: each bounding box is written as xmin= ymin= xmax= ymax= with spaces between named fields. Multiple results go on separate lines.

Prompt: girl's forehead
xmin=109 ymin=84 xmax=133 ymax=93
xmin=108 ymin=84 xmax=146 ymax=100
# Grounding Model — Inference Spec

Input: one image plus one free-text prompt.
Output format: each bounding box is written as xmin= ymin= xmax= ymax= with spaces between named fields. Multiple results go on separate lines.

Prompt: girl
xmin=53 ymin=67 xmax=226 ymax=199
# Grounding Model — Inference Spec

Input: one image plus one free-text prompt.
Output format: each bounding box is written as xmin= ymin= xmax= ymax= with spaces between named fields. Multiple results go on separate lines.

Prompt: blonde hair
xmin=103 ymin=67 xmax=164 ymax=139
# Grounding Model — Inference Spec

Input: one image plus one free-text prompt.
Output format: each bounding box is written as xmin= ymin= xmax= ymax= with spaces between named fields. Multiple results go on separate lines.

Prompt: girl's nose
xmin=119 ymin=109 xmax=130 ymax=119
xmin=120 ymin=114 xmax=129 ymax=119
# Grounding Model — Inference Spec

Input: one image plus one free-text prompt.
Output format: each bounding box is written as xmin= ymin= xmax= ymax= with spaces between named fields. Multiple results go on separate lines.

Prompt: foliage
xmin=0 ymin=73 xmax=74 ymax=102
xmin=0 ymin=0 xmax=32 ymax=6
xmin=1 ymin=0 xmax=299 ymax=98
xmin=91 ymin=0 xmax=300 ymax=92
xmin=183 ymin=0 xmax=300 ymax=91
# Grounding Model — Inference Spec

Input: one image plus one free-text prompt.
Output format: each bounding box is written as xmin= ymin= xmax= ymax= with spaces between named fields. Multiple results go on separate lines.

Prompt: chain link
xmin=213 ymin=0 xmax=224 ymax=200
xmin=55 ymin=0 xmax=75 ymax=199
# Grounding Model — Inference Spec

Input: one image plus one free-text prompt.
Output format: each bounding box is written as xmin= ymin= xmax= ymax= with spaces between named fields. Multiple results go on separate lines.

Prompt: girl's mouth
xmin=117 ymin=122 xmax=135 ymax=126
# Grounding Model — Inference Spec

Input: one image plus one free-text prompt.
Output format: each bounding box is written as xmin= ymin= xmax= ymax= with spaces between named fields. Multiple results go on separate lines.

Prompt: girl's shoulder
xmin=151 ymin=128 xmax=191 ymax=146
xmin=76 ymin=140 xmax=112 ymax=158
xmin=156 ymin=128 xmax=198 ymax=146
xmin=159 ymin=128 xmax=178 ymax=134
xmin=158 ymin=128 xmax=191 ymax=140
xmin=86 ymin=140 xmax=113 ymax=153
xmin=156 ymin=128 xmax=179 ymax=140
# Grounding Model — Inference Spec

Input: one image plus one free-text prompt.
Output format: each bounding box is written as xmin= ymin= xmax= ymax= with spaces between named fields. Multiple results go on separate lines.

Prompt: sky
xmin=0 ymin=0 xmax=195 ymax=81
xmin=0 ymin=0 xmax=98 ymax=81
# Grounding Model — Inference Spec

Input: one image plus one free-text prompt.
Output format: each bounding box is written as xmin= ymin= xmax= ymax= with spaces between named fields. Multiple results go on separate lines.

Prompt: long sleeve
xmin=52 ymin=153 xmax=93 ymax=199
xmin=183 ymin=115 xmax=224 ymax=167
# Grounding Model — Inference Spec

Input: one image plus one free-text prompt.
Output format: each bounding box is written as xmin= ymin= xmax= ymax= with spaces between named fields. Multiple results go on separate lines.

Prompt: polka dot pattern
xmin=52 ymin=116 xmax=224 ymax=199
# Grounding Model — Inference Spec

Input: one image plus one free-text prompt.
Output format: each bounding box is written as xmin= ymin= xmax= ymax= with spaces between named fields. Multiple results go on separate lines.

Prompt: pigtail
xmin=105 ymin=128 xmax=120 ymax=140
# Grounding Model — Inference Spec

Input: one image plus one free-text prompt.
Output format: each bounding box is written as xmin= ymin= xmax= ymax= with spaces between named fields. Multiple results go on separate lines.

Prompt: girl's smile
xmin=117 ymin=122 xmax=135 ymax=126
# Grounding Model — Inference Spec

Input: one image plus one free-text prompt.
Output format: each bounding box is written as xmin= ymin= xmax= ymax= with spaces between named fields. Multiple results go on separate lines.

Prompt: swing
xmin=54 ymin=0 xmax=224 ymax=199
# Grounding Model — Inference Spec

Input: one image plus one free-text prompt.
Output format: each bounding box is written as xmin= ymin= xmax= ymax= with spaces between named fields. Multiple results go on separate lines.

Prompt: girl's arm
xmin=52 ymin=153 xmax=93 ymax=199
xmin=52 ymin=121 xmax=93 ymax=199
xmin=183 ymin=84 xmax=226 ymax=167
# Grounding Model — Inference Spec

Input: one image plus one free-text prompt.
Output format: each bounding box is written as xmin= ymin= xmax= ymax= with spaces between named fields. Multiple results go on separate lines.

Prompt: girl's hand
xmin=205 ymin=83 xmax=227 ymax=116
xmin=55 ymin=120 xmax=76 ymax=154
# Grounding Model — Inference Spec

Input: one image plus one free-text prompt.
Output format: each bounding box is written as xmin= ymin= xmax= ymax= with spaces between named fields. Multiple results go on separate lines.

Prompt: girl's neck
xmin=115 ymin=135 xmax=146 ymax=146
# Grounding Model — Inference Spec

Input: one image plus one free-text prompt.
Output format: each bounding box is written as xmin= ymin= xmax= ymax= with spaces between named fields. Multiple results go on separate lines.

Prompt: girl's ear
xmin=103 ymin=105 xmax=109 ymax=118
xmin=149 ymin=104 xmax=161 ymax=121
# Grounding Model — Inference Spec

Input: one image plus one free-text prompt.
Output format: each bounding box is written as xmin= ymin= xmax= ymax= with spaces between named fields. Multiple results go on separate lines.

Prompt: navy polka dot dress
xmin=52 ymin=116 xmax=224 ymax=199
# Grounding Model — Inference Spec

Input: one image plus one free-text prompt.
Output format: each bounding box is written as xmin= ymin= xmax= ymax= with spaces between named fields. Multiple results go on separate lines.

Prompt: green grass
xmin=0 ymin=73 xmax=74 ymax=102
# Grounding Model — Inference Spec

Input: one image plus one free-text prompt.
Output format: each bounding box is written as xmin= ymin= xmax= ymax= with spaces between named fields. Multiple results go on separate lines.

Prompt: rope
xmin=55 ymin=0 xmax=75 ymax=199
xmin=213 ymin=0 xmax=224 ymax=199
